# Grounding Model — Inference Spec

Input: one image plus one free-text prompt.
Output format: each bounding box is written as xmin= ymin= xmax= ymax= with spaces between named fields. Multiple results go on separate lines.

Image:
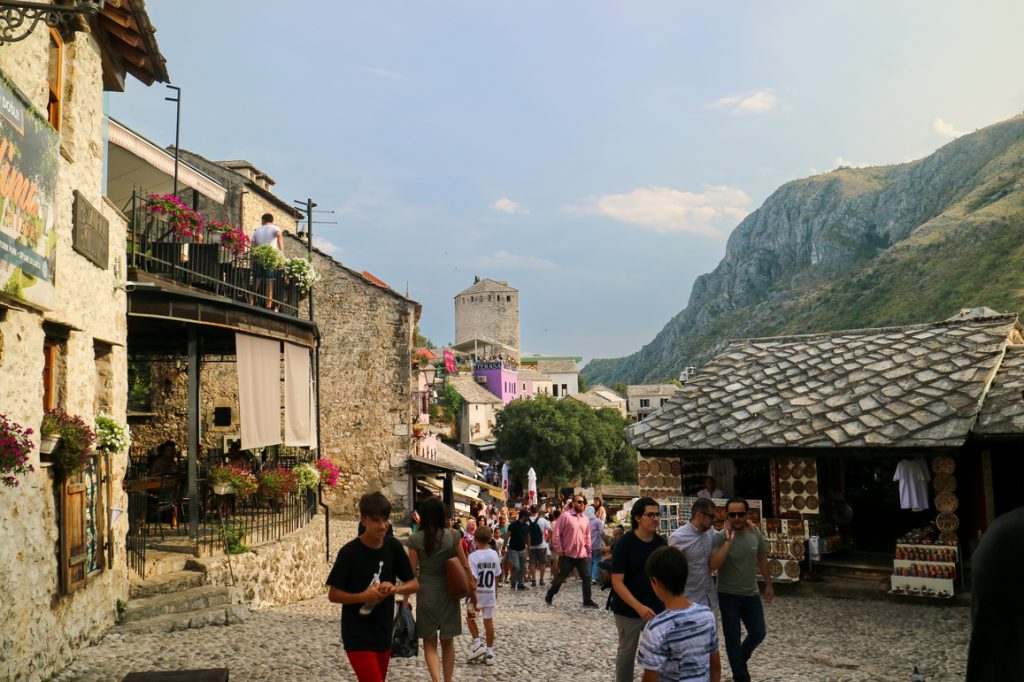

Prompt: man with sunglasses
xmin=668 ymin=497 xmax=719 ymax=610
xmin=545 ymin=494 xmax=600 ymax=609
xmin=710 ymin=498 xmax=773 ymax=682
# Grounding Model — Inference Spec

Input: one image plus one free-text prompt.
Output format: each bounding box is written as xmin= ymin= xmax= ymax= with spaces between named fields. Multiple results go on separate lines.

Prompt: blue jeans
xmin=507 ymin=548 xmax=527 ymax=588
xmin=718 ymin=592 xmax=766 ymax=682
xmin=591 ymin=550 xmax=603 ymax=581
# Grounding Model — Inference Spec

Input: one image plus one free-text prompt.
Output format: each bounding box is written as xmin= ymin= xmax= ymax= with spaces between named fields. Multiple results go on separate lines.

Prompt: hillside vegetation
xmin=583 ymin=115 xmax=1024 ymax=385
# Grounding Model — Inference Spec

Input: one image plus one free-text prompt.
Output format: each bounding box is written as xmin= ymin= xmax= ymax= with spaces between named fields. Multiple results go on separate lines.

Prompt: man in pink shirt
xmin=545 ymin=494 xmax=599 ymax=608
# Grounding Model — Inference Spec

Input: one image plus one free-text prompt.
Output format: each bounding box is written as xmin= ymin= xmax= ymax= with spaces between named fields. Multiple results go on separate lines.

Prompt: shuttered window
xmin=61 ymin=470 xmax=89 ymax=593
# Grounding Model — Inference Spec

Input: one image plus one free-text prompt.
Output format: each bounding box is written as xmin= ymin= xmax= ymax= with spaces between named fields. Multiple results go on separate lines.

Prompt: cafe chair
xmin=148 ymin=476 xmax=181 ymax=539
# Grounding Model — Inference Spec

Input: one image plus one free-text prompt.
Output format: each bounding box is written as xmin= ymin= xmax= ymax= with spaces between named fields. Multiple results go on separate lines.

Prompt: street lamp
xmin=0 ymin=0 xmax=103 ymax=44
xmin=421 ymin=365 xmax=437 ymax=387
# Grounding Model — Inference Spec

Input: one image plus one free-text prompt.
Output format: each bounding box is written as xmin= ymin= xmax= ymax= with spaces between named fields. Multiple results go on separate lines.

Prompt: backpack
xmin=528 ymin=518 xmax=544 ymax=545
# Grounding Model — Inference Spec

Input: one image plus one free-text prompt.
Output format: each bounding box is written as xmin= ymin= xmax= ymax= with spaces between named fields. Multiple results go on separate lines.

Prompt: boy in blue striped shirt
xmin=637 ymin=546 xmax=721 ymax=682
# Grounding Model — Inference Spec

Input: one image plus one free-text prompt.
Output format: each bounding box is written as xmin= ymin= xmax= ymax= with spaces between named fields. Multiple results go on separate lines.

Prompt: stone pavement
xmin=50 ymin=521 xmax=970 ymax=681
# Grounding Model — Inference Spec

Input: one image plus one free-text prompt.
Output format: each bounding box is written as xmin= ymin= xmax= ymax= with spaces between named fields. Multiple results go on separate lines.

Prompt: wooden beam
xmin=100 ymin=3 xmax=134 ymax=29
xmin=99 ymin=14 xmax=143 ymax=48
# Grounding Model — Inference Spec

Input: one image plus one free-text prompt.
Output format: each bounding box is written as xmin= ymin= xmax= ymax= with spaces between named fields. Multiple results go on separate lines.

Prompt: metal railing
xmin=125 ymin=194 xmax=302 ymax=316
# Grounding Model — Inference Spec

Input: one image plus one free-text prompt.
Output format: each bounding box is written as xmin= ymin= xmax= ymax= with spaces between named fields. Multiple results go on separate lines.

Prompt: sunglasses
xmin=642 ymin=512 xmax=661 ymax=519
xmin=575 ymin=500 xmax=586 ymax=505
xmin=728 ymin=512 xmax=747 ymax=518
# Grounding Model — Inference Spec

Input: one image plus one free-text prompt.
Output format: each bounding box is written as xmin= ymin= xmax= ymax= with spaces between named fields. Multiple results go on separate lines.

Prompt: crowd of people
xmin=327 ymin=491 xmax=774 ymax=682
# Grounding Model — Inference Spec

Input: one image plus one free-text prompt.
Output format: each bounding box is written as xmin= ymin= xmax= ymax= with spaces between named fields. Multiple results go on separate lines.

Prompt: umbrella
xmin=501 ymin=463 xmax=509 ymax=502
xmin=527 ymin=467 xmax=537 ymax=506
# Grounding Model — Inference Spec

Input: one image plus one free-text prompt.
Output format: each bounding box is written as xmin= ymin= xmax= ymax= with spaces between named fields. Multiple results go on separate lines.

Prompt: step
xmin=113 ymin=603 xmax=249 ymax=635
xmin=129 ymin=569 xmax=207 ymax=599
xmin=123 ymin=585 xmax=233 ymax=623
xmin=136 ymin=549 xmax=192 ymax=579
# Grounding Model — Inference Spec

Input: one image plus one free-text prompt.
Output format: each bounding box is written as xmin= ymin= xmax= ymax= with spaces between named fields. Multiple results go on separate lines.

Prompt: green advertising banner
xmin=0 ymin=69 xmax=59 ymax=311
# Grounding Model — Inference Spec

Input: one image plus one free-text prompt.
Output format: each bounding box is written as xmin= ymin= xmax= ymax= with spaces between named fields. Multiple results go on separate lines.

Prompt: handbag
xmin=391 ymin=601 xmax=418 ymax=658
xmin=445 ymin=529 xmax=471 ymax=599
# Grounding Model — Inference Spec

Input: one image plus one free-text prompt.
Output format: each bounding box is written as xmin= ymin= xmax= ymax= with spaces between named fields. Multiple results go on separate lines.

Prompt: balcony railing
xmin=125 ymin=196 xmax=302 ymax=317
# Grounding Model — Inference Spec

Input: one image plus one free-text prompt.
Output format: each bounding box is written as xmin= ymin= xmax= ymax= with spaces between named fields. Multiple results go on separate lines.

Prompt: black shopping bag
xmin=391 ymin=602 xmax=418 ymax=658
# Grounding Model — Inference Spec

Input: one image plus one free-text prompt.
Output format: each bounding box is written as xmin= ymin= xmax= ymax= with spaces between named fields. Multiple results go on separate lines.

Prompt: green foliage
xmin=611 ymin=383 xmax=628 ymax=396
xmin=442 ymin=383 xmax=464 ymax=413
xmin=414 ymin=324 xmax=435 ymax=349
xmin=251 ymin=244 xmax=285 ymax=270
xmin=221 ymin=519 xmax=249 ymax=554
xmin=494 ymin=396 xmax=637 ymax=489
xmin=577 ymin=374 xmax=588 ymax=393
xmin=41 ymin=410 xmax=95 ymax=481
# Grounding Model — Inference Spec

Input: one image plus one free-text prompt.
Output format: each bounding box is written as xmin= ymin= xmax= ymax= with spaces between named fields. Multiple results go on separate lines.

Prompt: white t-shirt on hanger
xmin=893 ymin=459 xmax=930 ymax=511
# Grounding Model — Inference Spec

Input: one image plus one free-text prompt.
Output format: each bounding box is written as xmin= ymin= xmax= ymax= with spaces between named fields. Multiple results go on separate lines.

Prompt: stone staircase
xmin=116 ymin=551 xmax=249 ymax=634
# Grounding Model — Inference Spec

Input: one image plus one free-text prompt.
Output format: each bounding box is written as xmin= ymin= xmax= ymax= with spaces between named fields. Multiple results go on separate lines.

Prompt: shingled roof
xmin=629 ymin=314 xmax=1023 ymax=453
xmin=448 ymin=376 xmax=503 ymax=405
xmin=974 ymin=345 xmax=1024 ymax=436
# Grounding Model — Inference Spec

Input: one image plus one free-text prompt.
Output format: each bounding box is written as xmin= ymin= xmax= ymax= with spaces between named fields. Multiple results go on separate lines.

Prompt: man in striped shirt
xmin=637 ymin=546 xmax=720 ymax=682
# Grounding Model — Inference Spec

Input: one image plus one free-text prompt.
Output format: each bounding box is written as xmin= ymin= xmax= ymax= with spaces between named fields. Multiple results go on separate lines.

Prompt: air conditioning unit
xmin=475 ymin=376 xmax=488 ymax=384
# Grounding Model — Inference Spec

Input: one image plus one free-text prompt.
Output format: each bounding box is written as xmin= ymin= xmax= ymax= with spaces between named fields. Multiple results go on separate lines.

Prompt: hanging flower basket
xmin=40 ymin=410 xmax=94 ymax=481
xmin=40 ymin=434 xmax=62 ymax=455
xmin=1 ymin=414 xmax=35 ymax=487
xmin=212 ymin=483 xmax=235 ymax=496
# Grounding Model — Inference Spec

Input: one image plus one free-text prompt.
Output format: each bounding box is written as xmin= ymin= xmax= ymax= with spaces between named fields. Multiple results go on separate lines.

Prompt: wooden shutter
xmin=61 ymin=472 xmax=88 ymax=593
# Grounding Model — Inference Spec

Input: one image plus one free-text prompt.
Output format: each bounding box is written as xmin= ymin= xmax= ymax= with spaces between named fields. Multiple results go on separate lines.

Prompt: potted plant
xmin=0 ymin=414 xmax=35 ymax=487
xmin=250 ymin=244 xmax=285 ymax=271
xmin=144 ymin=193 xmax=205 ymax=239
xmin=209 ymin=464 xmax=258 ymax=496
xmin=207 ymin=219 xmax=251 ymax=258
xmin=412 ymin=423 xmax=427 ymax=437
xmin=94 ymin=414 xmax=130 ymax=454
xmin=258 ymin=467 xmax=298 ymax=503
xmin=40 ymin=410 xmax=94 ymax=481
xmin=314 ymin=458 xmax=339 ymax=487
xmin=292 ymin=462 xmax=321 ymax=492
xmin=282 ymin=257 xmax=320 ymax=296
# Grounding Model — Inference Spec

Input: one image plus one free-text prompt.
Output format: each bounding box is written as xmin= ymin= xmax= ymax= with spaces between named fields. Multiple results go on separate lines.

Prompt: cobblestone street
xmin=50 ymin=521 xmax=970 ymax=682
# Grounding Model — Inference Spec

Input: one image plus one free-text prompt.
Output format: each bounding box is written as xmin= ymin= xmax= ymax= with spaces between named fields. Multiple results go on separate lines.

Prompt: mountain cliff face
xmin=584 ymin=115 xmax=1024 ymax=385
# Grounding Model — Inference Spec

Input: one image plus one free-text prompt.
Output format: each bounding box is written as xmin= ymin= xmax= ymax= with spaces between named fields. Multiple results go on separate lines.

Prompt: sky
xmin=111 ymin=1 xmax=1024 ymax=365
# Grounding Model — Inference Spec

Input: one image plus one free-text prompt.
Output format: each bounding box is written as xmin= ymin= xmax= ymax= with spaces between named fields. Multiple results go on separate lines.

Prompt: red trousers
xmin=346 ymin=650 xmax=391 ymax=682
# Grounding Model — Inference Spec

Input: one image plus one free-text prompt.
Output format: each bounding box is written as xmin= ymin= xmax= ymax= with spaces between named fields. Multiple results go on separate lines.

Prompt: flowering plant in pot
xmin=250 ymin=244 xmax=285 ymax=271
xmin=314 ymin=458 xmax=339 ymax=487
xmin=258 ymin=467 xmax=298 ymax=500
xmin=0 ymin=414 xmax=35 ymax=487
xmin=206 ymin=219 xmax=251 ymax=257
xmin=94 ymin=414 xmax=130 ymax=454
xmin=40 ymin=409 xmax=94 ymax=481
xmin=282 ymin=258 xmax=320 ymax=295
xmin=144 ymin=193 xmax=205 ymax=239
xmin=209 ymin=464 xmax=258 ymax=496
xmin=292 ymin=462 xmax=321 ymax=492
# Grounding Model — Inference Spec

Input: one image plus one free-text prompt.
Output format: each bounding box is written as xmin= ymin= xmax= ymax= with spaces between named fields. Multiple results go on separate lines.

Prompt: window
xmin=94 ymin=341 xmax=113 ymax=415
xmin=660 ymin=398 xmax=669 ymax=406
xmin=553 ymin=384 xmax=559 ymax=397
xmin=47 ymin=29 xmax=62 ymax=131
xmin=561 ymin=384 xmax=568 ymax=395
xmin=640 ymin=398 xmax=651 ymax=408
xmin=507 ymin=296 xmax=511 ymax=302
xmin=43 ymin=341 xmax=58 ymax=411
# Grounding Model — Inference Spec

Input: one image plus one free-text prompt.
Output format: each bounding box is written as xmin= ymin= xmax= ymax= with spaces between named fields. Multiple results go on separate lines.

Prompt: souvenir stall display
xmin=658 ymin=500 xmax=681 ymax=534
xmin=772 ymin=457 xmax=820 ymax=515
xmin=761 ymin=518 xmax=807 ymax=583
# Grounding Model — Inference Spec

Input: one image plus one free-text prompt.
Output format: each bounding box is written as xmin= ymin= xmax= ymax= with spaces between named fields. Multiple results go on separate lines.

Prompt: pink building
xmin=473 ymin=360 xmax=519 ymax=405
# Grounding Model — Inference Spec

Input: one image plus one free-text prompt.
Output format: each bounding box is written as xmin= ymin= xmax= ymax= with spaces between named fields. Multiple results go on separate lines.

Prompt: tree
xmin=494 ymin=395 xmax=638 ymax=491
xmin=611 ymin=383 xmax=628 ymax=396
xmin=578 ymin=374 xmax=588 ymax=393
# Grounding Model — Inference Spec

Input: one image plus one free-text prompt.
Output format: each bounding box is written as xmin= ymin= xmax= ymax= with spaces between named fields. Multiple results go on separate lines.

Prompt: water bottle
xmin=359 ymin=561 xmax=385 ymax=616
xmin=911 ymin=666 xmax=925 ymax=682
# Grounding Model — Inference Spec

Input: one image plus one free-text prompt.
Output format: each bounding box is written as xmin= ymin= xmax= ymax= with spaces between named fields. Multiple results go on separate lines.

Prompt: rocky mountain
xmin=584 ymin=114 xmax=1024 ymax=385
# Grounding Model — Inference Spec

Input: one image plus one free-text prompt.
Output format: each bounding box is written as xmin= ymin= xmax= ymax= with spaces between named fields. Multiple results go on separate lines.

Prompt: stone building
xmin=517 ymin=365 xmax=553 ymax=397
xmin=448 ymin=375 xmax=503 ymax=460
xmin=568 ymin=384 xmax=628 ymax=416
xmin=0 ymin=4 xmax=168 ymax=679
xmin=454 ymin=276 xmax=520 ymax=356
xmin=626 ymin=383 xmax=678 ymax=421
xmin=532 ymin=358 xmax=580 ymax=398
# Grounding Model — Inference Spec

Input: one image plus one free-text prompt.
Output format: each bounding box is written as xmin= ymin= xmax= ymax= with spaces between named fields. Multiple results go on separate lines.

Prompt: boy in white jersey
xmin=466 ymin=524 xmax=500 ymax=666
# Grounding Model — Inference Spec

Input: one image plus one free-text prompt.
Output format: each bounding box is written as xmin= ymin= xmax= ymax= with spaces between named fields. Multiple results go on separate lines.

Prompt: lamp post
xmin=0 ymin=0 xmax=103 ymax=44
xmin=165 ymin=85 xmax=181 ymax=196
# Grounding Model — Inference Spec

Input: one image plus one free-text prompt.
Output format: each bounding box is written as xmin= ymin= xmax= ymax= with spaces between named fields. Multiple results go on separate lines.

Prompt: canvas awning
xmin=455 ymin=473 xmax=505 ymax=501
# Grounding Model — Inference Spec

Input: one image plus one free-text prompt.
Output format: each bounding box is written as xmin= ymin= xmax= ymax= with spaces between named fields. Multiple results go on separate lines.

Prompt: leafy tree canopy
xmin=494 ymin=395 xmax=637 ymax=489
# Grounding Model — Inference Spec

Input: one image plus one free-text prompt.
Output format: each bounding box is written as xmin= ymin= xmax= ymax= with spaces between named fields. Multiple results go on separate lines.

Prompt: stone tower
xmin=454 ymin=276 xmax=520 ymax=355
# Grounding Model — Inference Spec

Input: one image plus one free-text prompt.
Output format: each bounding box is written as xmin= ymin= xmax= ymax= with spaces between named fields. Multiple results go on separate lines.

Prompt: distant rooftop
xmin=456 ymin=277 xmax=517 ymax=296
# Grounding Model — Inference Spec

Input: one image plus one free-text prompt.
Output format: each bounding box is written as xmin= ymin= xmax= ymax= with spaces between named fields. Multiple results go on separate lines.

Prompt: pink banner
xmin=444 ymin=349 xmax=456 ymax=373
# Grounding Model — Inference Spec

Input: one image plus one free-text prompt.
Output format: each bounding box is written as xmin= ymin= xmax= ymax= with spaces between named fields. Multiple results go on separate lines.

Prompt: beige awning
xmin=455 ymin=473 xmax=504 ymax=501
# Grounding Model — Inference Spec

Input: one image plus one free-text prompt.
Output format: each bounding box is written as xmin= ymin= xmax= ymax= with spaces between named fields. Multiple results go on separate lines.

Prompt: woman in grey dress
xmin=407 ymin=497 xmax=473 ymax=682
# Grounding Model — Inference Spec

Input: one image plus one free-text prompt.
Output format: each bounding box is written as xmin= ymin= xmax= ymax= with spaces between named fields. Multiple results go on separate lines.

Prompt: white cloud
xmin=711 ymin=89 xmax=778 ymax=113
xmin=493 ymin=198 xmax=529 ymax=214
xmin=358 ymin=66 xmax=407 ymax=80
xmin=933 ymin=117 xmax=966 ymax=139
xmin=314 ymin=238 xmax=342 ymax=256
xmin=467 ymin=250 xmax=556 ymax=271
xmin=589 ymin=185 xmax=751 ymax=236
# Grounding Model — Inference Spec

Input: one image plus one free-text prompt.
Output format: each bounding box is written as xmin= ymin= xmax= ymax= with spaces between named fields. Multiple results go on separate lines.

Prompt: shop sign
xmin=72 ymin=190 xmax=108 ymax=269
xmin=0 ymin=69 xmax=59 ymax=310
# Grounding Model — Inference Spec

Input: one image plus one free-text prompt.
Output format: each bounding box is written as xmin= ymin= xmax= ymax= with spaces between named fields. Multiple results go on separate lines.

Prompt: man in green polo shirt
xmin=710 ymin=498 xmax=774 ymax=682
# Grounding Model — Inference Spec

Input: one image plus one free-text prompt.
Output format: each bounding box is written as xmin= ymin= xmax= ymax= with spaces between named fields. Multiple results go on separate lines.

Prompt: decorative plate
xmin=638 ymin=460 xmax=651 ymax=476
xmin=670 ymin=460 xmax=681 ymax=475
xmin=784 ymin=560 xmax=801 ymax=578
xmin=787 ymin=519 xmax=805 ymax=535
xmin=805 ymin=496 xmax=819 ymax=511
xmin=933 ymin=473 xmax=956 ymax=493
xmin=804 ymin=480 xmax=818 ymax=495
xmin=935 ymin=491 xmax=959 ymax=513
xmin=790 ymin=540 xmax=805 ymax=559
xmin=933 ymin=456 xmax=955 ymax=475
xmin=938 ymin=530 xmax=959 ymax=544
xmin=791 ymin=463 xmax=805 ymax=479
xmin=778 ymin=465 xmax=791 ymax=480
xmin=769 ymin=559 xmax=783 ymax=578
xmin=779 ymin=480 xmax=792 ymax=495
xmin=656 ymin=474 xmax=666 ymax=488
xmin=792 ymin=480 xmax=805 ymax=495
xmin=780 ymin=495 xmax=792 ymax=509
xmin=804 ymin=463 xmax=817 ymax=479
xmin=935 ymin=512 xmax=959 ymax=532
xmin=793 ymin=496 xmax=806 ymax=510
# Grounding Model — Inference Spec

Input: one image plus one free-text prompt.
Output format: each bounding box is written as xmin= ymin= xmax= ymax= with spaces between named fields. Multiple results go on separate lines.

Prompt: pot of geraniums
xmin=314 ymin=458 xmax=339 ymax=487
xmin=282 ymin=257 xmax=320 ymax=296
xmin=250 ymin=244 xmax=285 ymax=271
xmin=209 ymin=464 xmax=258 ymax=496
xmin=0 ymin=414 xmax=35 ymax=487
xmin=94 ymin=414 xmax=130 ymax=455
xmin=412 ymin=423 xmax=427 ymax=437
xmin=144 ymin=193 xmax=205 ymax=240
xmin=206 ymin=219 xmax=251 ymax=258
xmin=40 ymin=409 xmax=94 ymax=481
xmin=258 ymin=467 xmax=298 ymax=510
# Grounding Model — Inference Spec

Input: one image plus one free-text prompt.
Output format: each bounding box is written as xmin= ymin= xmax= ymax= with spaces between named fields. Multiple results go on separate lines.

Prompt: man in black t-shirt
xmin=610 ymin=497 xmax=666 ymax=682
xmin=505 ymin=510 xmax=532 ymax=590
xmin=327 ymin=492 xmax=419 ymax=682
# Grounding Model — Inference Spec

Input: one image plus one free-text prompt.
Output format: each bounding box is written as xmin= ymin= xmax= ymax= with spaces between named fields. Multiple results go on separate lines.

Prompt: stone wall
xmin=454 ymin=284 xmax=520 ymax=352
xmin=284 ymin=235 xmax=418 ymax=517
xmin=194 ymin=515 xmax=327 ymax=609
xmin=0 ymin=30 xmax=131 ymax=682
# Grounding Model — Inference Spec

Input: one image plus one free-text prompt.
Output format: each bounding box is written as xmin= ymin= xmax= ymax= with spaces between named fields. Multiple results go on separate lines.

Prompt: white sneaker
xmin=467 ymin=640 xmax=486 ymax=662
xmin=484 ymin=653 xmax=495 ymax=666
